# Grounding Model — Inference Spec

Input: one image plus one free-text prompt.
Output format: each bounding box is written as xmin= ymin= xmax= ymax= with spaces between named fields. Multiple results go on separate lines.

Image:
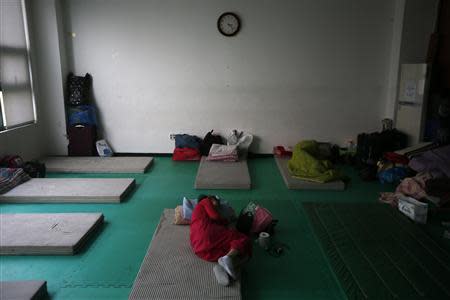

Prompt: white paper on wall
xmin=398 ymin=64 xmax=428 ymax=105
xmin=403 ymin=80 xmax=417 ymax=102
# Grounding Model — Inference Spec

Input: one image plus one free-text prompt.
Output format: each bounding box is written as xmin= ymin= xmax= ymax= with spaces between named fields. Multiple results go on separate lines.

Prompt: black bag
xmin=23 ymin=161 xmax=46 ymax=178
xmin=67 ymin=73 xmax=92 ymax=106
xmin=200 ymin=130 xmax=224 ymax=156
xmin=236 ymin=211 xmax=253 ymax=235
xmin=356 ymin=129 xmax=407 ymax=166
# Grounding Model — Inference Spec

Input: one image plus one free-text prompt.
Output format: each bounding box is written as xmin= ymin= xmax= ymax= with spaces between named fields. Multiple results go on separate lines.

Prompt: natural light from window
xmin=0 ymin=0 xmax=36 ymax=132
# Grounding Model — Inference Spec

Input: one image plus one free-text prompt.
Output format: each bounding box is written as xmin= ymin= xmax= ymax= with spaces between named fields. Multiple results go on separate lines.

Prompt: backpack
xmin=200 ymin=130 xmax=224 ymax=156
xmin=356 ymin=129 xmax=407 ymax=166
xmin=67 ymin=73 xmax=92 ymax=106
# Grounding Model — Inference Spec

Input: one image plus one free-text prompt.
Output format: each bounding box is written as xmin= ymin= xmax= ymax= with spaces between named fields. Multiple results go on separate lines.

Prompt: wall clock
xmin=217 ymin=12 xmax=240 ymax=36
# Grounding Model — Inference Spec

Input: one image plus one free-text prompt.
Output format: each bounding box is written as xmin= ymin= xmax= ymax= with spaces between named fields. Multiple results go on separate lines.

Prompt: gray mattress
xmin=274 ymin=156 xmax=345 ymax=190
xmin=0 ymin=178 xmax=135 ymax=203
xmin=0 ymin=213 xmax=104 ymax=255
xmin=195 ymin=157 xmax=251 ymax=189
xmin=0 ymin=280 xmax=47 ymax=300
xmin=129 ymin=209 xmax=241 ymax=300
xmin=42 ymin=156 xmax=153 ymax=173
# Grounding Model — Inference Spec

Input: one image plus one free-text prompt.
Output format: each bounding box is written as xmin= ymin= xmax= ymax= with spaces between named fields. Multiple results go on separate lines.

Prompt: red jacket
xmin=190 ymin=198 xmax=250 ymax=261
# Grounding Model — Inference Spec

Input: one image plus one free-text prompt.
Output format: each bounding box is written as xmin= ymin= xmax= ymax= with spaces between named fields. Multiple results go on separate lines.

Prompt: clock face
xmin=217 ymin=12 xmax=240 ymax=36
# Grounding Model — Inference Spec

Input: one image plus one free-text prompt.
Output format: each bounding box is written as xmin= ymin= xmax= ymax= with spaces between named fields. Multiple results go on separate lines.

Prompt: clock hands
xmin=218 ymin=12 xmax=240 ymax=36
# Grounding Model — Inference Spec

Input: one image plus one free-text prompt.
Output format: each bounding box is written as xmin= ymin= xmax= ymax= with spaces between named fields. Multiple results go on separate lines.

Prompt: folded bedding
xmin=0 ymin=168 xmax=31 ymax=194
xmin=206 ymin=144 xmax=239 ymax=162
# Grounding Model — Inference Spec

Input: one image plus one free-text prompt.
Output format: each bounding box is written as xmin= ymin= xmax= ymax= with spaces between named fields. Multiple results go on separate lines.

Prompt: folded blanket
xmin=207 ymin=144 xmax=238 ymax=161
xmin=206 ymin=155 xmax=238 ymax=162
xmin=208 ymin=144 xmax=238 ymax=156
xmin=0 ymin=168 xmax=31 ymax=194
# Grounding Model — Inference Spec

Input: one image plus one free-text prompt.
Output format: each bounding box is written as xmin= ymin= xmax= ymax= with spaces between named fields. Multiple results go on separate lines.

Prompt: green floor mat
xmin=303 ymin=203 xmax=450 ymax=300
xmin=1 ymin=157 xmax=395 ymax=300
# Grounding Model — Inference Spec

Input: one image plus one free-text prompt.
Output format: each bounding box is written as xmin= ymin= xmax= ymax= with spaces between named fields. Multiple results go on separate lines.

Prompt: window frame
xmin=0 ymin=0 xmax=37 ymax=133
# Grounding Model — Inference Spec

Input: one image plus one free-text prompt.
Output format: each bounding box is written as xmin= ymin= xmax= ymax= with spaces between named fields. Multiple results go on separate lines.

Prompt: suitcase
xmin=67 ymin=125 xmax=97 ymax=156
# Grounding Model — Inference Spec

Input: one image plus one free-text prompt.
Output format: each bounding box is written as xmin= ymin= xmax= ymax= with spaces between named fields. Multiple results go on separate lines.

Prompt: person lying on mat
xmin=190 ymin=195 xmax=251 ymax=286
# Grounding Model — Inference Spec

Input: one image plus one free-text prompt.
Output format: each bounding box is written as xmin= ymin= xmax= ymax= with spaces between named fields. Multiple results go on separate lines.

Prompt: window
xmin=0 ymin=0 xmax=36 ymax=132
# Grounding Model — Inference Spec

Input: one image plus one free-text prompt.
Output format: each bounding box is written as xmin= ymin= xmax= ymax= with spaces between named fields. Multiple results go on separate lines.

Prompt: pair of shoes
xmin=218 ymin=255 xmax=238 ymax=280
xmin=213 ymin=264 xmax=230 ymax=286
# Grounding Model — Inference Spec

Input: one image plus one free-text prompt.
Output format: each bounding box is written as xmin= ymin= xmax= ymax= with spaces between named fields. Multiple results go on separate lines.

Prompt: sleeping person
xmin=190 ymin=195 xmax=251 ymax=286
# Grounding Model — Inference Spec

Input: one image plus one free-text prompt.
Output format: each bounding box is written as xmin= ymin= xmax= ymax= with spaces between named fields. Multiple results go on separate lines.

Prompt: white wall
xmin=28 ymin=0 xmax=68 ymax=155
xmin=61 ymin=0 xmax=400 ymax=153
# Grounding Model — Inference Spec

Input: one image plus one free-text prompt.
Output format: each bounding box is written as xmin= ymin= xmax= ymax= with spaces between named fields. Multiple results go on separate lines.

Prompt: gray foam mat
xmin=0 ymin=178 xmax=135 ymax=203
xmin=0 ymin=280 xmax=47 ymax=300
xmin=195 ymin=157 xmax=251 ymax=189
xmin=274 ymin=156 xmax=345 ymax=190
xmin=42 ymin=156 xmax=153 ymax=173
xmin=0 ymin=213 xmax=104 ymax=255
xmin=129 ymin=209 xmax=241 ymax=300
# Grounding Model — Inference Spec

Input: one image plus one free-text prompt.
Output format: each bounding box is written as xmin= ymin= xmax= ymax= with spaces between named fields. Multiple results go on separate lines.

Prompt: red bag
xmin=172 ymin=148 xmax=201 ymax=161
xmin=273 ymin=146 xmax=292 ymax=157
xmin=251 ymin=205 xmax=273 ymax=233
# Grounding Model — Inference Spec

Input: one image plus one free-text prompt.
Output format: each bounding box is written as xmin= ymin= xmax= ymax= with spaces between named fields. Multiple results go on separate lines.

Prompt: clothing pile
xmin=379 ymin=144 xmax=450 ymax=212
xmin=376 ymin=152 xmax=410 ymax=184
xmin=204 ymin=129 xmax=254 ymax=161
xmin=206 ymin=144 xmax=239 ymax=162
xmin=0 ymin=168 xmax=31 ymax=194
xmin=0 ymin=155 xmax=45 ymax=194
xmin=172 ymin=130 xmax=226 ymax=161
xmin=172 ymin=134 xmax=203 ymax=161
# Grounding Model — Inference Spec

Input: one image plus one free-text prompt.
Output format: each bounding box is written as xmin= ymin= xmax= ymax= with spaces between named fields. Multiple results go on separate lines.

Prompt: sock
xmin=213 ymin=264 xmax=230 ymax=286
xmin=218 ymin=255 xmax=238 ymax=280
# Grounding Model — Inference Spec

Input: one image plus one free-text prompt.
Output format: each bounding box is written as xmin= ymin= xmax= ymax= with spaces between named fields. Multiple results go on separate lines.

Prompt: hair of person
xmin=197 ymin=194 xmax=208 ymax=202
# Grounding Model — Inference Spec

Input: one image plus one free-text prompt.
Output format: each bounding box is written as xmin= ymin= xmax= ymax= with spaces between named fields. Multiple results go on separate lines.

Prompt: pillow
xmin=174 ymin=205 xmax=190 ymax=225
xmin=182 ymin=197 xmax=197 ymax=220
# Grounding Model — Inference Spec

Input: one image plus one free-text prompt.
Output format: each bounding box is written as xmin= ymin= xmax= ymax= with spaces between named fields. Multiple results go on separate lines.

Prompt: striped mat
xmin=303 ymin=203 xmax=450 ymax=300
xmin=129 ymin=209 xmax=241 ymax=300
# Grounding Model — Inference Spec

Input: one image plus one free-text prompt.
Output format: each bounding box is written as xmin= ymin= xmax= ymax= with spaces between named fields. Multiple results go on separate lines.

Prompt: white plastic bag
xmin=96 ymin=139 xmax=113 ymax=157
xmin=398 ymin=195 xmax=428 ymax=224
xmin=227 ymin=130 xmax=253 ymax=151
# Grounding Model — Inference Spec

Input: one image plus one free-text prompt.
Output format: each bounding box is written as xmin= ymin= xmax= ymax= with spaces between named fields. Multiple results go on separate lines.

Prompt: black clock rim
xmin=217 ymin=12 xmax=240 ymax=37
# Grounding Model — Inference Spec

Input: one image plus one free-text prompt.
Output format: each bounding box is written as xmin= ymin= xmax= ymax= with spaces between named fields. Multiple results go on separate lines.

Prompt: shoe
xmin=218 ymin=255 xmax=238 ymax=280
xmin=213 ymin=264 xmax=230 ymax=286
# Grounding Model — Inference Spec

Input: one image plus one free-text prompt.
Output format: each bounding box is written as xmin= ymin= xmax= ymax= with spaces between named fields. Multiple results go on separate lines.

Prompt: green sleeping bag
xmin=287 ymin=140 xmax=342 ymax=183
